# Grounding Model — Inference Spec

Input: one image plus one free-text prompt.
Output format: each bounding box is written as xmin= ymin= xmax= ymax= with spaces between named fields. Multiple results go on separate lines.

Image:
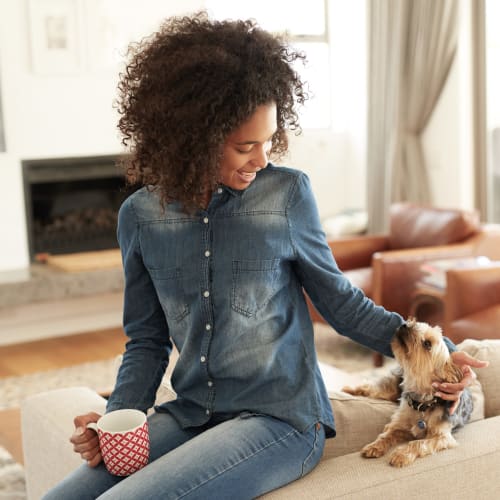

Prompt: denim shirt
xmin=106 ymin=164 xmax=404 ymax=437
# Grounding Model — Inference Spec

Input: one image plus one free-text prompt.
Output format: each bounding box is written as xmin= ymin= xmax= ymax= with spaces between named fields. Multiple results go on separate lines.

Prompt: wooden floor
xmin=0 ymin=328 xmax=127 ymax=465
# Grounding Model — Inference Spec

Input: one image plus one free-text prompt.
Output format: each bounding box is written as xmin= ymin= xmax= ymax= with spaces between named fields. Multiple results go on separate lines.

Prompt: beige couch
xmin=21 ymin=339 xmax=500 ymax=499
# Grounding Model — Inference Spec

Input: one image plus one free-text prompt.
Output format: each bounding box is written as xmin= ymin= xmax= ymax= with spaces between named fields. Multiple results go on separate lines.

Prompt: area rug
xmin=313 ymin=322 xmax=395 ymax=373
xmin=0 ymin=357 xmax=119 ymax=411
xmin=0 ymin=446 xmax=25 ymax=499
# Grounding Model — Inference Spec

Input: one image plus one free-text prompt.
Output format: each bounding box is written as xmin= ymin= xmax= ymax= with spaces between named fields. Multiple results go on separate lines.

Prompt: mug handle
xmin=86 ymin=422 xmax=98 ymax=432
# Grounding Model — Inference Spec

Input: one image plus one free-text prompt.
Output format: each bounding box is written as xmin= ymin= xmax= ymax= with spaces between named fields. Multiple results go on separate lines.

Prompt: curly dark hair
xmin=116 ymin=11 xmax=308 ymax=212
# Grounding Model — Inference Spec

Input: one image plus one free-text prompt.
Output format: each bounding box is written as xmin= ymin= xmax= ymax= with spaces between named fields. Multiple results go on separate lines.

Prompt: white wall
xmin=287 ymin=130 xmax=366 ymax=218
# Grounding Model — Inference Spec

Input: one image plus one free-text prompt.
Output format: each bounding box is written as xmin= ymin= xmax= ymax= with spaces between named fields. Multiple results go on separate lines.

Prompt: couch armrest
xmin=470 ymin=223 xmax=500 ymax=260
xmin=371 ymin=243 xmax=475 ymax=317
xmin=445 ymin=265 xmax=500 ymax=321
xmin=21 ymin=387 xmax=107 ymax=500
xmin=327 ymin=235 xmax=389 ymax=271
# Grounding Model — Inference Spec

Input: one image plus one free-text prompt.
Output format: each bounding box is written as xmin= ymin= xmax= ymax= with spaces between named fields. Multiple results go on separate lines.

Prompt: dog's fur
xmin=343 ymin=319 xmax=473 ymax=467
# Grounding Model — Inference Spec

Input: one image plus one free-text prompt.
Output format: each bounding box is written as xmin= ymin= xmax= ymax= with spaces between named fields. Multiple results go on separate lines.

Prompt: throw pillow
xmin=458 ymin=339 xmax=500 ymax=418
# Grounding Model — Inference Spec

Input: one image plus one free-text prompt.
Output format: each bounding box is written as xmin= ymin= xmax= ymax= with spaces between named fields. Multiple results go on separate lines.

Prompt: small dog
xmin=343 ymin=318 xmax=473 ymax=467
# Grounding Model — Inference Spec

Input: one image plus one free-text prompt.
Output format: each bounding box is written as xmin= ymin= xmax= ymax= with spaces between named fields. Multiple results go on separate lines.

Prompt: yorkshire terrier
xmin=343 ymin=318 xmax=473 ymax=467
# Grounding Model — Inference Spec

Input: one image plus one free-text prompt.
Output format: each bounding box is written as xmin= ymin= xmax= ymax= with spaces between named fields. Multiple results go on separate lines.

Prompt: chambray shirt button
xmin=207 ymin=381 xmax=213 ymax=387
xmin=205 ymin=324 xmax=211 ymax=331
xmin=200 ymin=356 xmax=206 ymax=363
xmin=217 ymin=188 xmax=223 ymax=194
xmin=206 ymin=409 xmax=211 ymax=415
xmin=204 ymin=250 xmax=210 ymax=257
xmin=203 ymin=290 xmax=210 ymax=298
xmin=203 ymin=217 xmax=209 ymax=224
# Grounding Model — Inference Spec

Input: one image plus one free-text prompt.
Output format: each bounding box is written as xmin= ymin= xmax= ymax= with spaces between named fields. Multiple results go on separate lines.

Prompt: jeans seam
xmin=300 ymin=424 xmax=320 ymax=477
xmin=176 ymin=426 xmax=299 ymax=499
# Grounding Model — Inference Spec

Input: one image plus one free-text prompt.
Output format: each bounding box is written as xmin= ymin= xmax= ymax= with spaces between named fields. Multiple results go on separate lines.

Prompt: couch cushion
xmin=262 ymin=416 xmax=500 ymax=499
xmin=458 ymin=339 xmax=500 ymax=418
xmin=389 ymin=203 xmax=480 ymax=249
xmin=324 ymin=392 xmax=396 ymax=460
xmin=450 ymin=306 xmax=500 ymax=344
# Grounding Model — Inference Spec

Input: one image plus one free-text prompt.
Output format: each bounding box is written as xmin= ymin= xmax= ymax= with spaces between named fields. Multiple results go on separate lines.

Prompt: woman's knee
xmin=41 ymin=463 xmax=120 ymax=500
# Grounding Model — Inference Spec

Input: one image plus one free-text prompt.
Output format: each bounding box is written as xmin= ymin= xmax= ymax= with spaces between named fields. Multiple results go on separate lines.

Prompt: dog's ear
xmin=406 ymin=317 xmax=417 ymax=328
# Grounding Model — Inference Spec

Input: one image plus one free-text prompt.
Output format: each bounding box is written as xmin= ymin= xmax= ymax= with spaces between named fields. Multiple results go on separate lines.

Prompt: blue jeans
xmin=42 ymin=411 xmax=325 ymax=499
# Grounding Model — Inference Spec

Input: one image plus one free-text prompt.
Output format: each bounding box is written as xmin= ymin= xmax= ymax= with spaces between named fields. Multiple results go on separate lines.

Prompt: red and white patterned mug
xmin=87 ymin=409 xmax=150 ymax=476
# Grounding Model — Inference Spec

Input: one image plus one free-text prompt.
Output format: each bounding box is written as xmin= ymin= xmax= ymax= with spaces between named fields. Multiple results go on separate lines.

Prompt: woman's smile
xmin=218 ymin=103 xmax=277 ymax=190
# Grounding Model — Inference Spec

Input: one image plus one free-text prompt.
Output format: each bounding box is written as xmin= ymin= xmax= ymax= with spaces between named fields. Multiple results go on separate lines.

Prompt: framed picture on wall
xmin=28 ymin=0 xmax=83 ymax=74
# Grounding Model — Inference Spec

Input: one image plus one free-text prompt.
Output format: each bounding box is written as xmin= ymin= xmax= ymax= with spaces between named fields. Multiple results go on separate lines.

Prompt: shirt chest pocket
xmin=231 ymin=258 xmax=284 ymax=317
xmin=148 ymin=267 xmax=189 ymax=322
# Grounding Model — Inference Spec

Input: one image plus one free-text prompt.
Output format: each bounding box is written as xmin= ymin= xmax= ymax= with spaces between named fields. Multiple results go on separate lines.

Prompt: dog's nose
xmin=397 ymin=323 xmax=410 ymax=337
xmin=395 ymin=323 xmax=410 ymax=346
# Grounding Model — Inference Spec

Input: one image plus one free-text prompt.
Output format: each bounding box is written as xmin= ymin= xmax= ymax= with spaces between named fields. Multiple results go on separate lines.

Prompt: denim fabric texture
xmin=42 ymin=411 xmax=326 ymax=500
xmin=106 ymin=164 xmax=404 ymax=438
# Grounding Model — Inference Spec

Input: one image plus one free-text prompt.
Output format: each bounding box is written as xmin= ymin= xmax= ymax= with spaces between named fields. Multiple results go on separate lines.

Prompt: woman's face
xmin=219 ymin=102 xmax=277 ymax=190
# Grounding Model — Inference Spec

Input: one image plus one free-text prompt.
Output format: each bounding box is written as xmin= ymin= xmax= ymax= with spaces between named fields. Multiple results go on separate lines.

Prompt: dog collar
xmin=404 ymin=393 xmax=449 ymax=412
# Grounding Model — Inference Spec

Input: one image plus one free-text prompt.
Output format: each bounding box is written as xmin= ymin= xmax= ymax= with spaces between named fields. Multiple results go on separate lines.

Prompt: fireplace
xmin=22 ymin=155 xmax=138 ymax=259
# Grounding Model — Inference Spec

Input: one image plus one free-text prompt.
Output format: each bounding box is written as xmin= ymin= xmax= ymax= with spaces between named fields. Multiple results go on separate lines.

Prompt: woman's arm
xmin=106 ymin=196 xmax=172 ymax=413
xmin=287 ymin=172 xmax=403 ymax=356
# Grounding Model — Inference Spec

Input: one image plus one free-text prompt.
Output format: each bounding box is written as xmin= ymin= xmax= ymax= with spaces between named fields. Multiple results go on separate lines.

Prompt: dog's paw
xmin=342 ymin=384 xmax=372 ymax=397
xmin=389 ymin=447 xmax=416 ymax=467
xmin=361 ymin=441 xmax=387 ymax=458
xmin=342 ymin=386 xmax=356 ymax=395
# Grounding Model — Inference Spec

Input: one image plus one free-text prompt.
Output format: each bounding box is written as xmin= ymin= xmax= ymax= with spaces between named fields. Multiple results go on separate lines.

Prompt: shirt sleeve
xmin=443 ymin=336 xmax=457 ymax=352
xmin=106 ymin=196 xmax=172 ymax=413
xmin=287 ymin=172 xmax=404 ymax=357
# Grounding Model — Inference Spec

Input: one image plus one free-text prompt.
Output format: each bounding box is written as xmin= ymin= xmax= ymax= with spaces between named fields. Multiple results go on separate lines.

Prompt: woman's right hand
xmin=70 ymin=412 xmax=102 ymax=467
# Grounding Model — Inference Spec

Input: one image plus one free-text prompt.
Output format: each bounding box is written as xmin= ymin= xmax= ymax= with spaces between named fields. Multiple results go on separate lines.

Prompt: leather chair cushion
xmin=389 ymin=203 xmax=480 ymax=249
xmin=448 ymin=306 xmax=500 ymax=344
xmin=343 ymin=267 xmax=373 ymax=298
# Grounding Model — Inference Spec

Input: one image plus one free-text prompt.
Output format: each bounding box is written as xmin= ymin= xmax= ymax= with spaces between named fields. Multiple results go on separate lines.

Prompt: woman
xmin=44 ymin=12 xmax=485 ymax=500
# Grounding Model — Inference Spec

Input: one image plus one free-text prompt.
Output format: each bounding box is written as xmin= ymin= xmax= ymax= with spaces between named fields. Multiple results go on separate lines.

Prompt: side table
xmin=410 ymin=256 xmax=494 ymax=327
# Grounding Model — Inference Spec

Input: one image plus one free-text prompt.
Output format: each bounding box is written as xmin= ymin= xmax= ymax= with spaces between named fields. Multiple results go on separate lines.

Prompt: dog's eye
xmin=422 ymin=339 xmax=432 ymax=351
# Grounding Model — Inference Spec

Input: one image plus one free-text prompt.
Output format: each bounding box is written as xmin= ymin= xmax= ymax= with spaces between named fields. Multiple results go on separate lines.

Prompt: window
xmin=206 ymin=0 xmax=366 ymax=134
xmin=206 ymin=0 xmax=330 ymax=129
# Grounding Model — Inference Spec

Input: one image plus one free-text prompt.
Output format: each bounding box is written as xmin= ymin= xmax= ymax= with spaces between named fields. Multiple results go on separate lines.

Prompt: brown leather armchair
xmin=444 ymin=265 xmax=500 ymax=344
xmin=306 ymin=203 xmax=500 ymax=364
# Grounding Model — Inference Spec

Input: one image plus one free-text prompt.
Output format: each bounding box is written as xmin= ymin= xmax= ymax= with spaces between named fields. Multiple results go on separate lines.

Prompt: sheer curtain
xmin=367 ymin=0 xmax=458 ymax=233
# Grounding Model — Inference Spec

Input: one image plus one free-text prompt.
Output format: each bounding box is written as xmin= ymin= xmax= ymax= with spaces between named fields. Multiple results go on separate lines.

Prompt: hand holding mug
xmin=86 ymin=409 xmax=150 ymax=476
xmin=70 ymin=412 xmax=103 ymax=468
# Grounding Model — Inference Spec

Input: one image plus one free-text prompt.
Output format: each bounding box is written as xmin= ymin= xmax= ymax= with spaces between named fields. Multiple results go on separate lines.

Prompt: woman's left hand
xmin=433 ymin=351 xmax=489 ymax=414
